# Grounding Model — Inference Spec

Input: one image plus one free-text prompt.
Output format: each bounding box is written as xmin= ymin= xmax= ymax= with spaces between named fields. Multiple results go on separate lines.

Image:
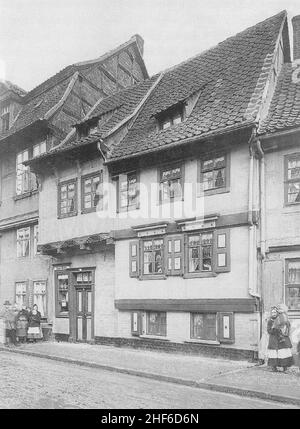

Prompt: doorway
xmin=71 ymin=270 xmax=94 ymax=342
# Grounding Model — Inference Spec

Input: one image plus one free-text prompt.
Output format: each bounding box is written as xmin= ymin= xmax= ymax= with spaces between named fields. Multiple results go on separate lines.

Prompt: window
xmin=160 ymin=164 xmax=183 ymax=202
xmin=33 ymin=141 xmax=47 ymax=158
xmin=17 ymin=227 xmax=30 ymax=258
xmin=55 ymin=266 xmax=71 ymax=316
xmin=142 ymin=238 xmax=164 ymax=275
xmin=33 ymin=225 xmax=39 ymax=255
xmin=81 ymin=172 xmax=103 ymax=213
xmin=285 ymin=259 xmax=300 ymax=310
xmin=285 ymin=154 xmax=300 ymax=204
xmin=191 ymin=313 xmax=217 ymax=341
xmin=188 ymin=233 xmax=213 ymax=273
xmin=15 ymin=282 xmax=27 ymax=308
xmin=200 ymin=155 xmax=227 ymax=192
xmin=129 ymin=229 xmax=230 ymax=279
xmin=58 ymin=179 xmax=77 ymax=218
xmin=158 ymin=106 xmax=184 ymax=130
xmin=16 ymin=150 xmax=34 ymax=195
xmin=146 ymin=311 xmax=166 ymax=336
xmin=33 ymin=281 xmax=47 ymax=318
xmin=118 ymin=172 xmax=139 ymax=211
xmin=191 ymin=312 xmax=234 ymax=343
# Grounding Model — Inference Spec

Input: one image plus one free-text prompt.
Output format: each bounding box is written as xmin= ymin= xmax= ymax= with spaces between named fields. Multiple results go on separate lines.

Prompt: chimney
xmin=292 ymin=15 xmax=300 ymax=60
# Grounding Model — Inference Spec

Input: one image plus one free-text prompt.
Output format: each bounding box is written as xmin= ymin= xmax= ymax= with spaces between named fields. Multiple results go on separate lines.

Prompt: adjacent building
xmin=0 ymin=35 xmax=148 ymax=335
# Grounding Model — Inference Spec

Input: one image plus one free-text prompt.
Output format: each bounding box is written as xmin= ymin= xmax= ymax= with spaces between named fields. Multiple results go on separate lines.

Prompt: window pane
xmin=57 ymin=274 xmax=69 ymax=313
xmin=202 ymin=171 xmax=214 ymax=190
xmin=288 ymin=182 xmax=300 ymax=203
xmin=288 ymin=260 xmax=300 ymax=284
xmin=147 ymin=312 xmax=166 ymax=336
xmin=173 ymin=115 xmax=182 ymax=125
xmin=214 ymin=168 xmax=225 ymax=188
xmin=191 ymin=313 xmax=216 ymax=340
xmin=286 ymin=287 xmax=300 ymax=310
xmin=288 ymin=157 xmax=300 ymax=180
xmin=162 ymin=120 xmax=171 ymax=129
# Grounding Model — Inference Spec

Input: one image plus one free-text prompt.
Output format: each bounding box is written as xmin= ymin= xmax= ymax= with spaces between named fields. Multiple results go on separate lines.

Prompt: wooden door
xmin=75 ymin=286 xmax=92 ymax=341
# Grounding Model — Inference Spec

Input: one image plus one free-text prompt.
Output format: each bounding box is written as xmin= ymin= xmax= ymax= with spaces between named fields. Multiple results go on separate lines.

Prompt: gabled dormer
xmin=0 ymin=80 xmax=26 ymax=135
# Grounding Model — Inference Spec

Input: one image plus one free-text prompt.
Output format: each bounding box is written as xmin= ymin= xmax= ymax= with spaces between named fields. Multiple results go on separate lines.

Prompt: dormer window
xmin=89 ymin=121 xmax=99 ymax=135
xmin=156 ymin=104 xmax=184 ymax=131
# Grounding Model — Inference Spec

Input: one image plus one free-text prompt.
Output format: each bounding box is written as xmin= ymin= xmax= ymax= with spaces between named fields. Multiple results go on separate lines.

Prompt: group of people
xmin=264 ymin=303 xmax=295 ymax=372
xmin=0 ymin=300 xmax=43 ymax=346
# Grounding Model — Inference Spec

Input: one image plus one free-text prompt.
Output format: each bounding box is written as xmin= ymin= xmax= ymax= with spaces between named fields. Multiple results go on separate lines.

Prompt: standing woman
xmin=267 ymin=305 xmax=294 ymax=372
xmin=16 ymin=305 xmax=29 ymax=343
xmin=27 ymin=304 xmax=43 ymax=342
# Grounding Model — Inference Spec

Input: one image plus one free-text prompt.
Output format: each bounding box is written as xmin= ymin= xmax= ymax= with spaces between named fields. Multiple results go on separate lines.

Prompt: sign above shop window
xmin=177 ymin=217 xmax=218 ymax=232
xmin=133 ymin=223 xmax=168 ymax=238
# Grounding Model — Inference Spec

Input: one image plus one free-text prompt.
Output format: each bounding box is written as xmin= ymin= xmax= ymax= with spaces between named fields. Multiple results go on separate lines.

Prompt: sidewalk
xmin=1 ymin=340 xmax=300 ymax=407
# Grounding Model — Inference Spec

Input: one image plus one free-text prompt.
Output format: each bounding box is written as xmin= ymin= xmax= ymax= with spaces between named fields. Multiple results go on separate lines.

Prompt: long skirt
xmin=267 ymin=347 xmax=294 ymax=368
xmin=27 ymin=326 xmax=43 ymax=339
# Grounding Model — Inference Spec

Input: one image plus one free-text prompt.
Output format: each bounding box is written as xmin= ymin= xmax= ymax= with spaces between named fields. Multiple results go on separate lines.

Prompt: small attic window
xmin=89 ymin=121 xmax=99 ymax=135
xmin=156 ymin=104 xmax=184 ymax=131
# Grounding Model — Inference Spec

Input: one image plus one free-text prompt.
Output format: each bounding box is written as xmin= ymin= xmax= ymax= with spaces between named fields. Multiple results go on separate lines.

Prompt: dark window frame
xmin=55 ymin=268 xmax=71 ymax=318
xmin=198 ymin=153 xmax=230 ymax=196
xmin=185 ymin=231 xmax=214 ymax=277
xmin=158 ymin=161 xmax=184 ymax=203
xmin=284 ymin=153 xmax=300 ymax=206
xmin=117 ymin=170 xmax=139 ymax=213
xmin=141 ymin=236 xmax=166 ymax=280
xmin=190 ymin=313 xmax=217 ymax=341
xmin=285 ymin=258 xmax=300 ymax=311
xmin=58 ymin=178 xmax=78 ymax=219
xmin=146 ymin=311 xmax=167 ymax=336
xmin=81 ymin=171 xmax=103 ymax=214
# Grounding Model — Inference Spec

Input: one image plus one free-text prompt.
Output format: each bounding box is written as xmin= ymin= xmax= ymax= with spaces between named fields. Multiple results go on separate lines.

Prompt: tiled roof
xmin=0 ymin=80 xmax=27 ymax=97
xmin=0 ymin=78 xmax=70 ymax=140
xmin=46 ymin=75 xmax=160 ymax=155
xmin=107 ymin=11 xmax=287 ymax=161
xmin=259 ymin=63 xmax=300 ymax=135
xmin=0 ymin=35 xmax=147 ymax=142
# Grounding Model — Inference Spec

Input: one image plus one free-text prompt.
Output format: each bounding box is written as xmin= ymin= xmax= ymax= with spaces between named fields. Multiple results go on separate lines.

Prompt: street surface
xmin=0 ymin=351 xmax=297 ymax=409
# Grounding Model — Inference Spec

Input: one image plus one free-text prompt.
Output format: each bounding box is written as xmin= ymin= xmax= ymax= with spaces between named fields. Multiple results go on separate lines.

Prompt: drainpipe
xmin=248 ymin=132 xmax=260 ymax=299
xmin=256 ymin=139 xmax=266 ymax=259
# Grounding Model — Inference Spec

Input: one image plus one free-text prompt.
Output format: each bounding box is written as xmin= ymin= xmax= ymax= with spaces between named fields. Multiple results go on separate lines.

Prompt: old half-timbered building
xmin=27 ymin=11 xmax=294 ymax=358
xmin=257 ymin=15 xmax=300 ymax=349
xmin=0 ymin=35 xmax=148 ymax=336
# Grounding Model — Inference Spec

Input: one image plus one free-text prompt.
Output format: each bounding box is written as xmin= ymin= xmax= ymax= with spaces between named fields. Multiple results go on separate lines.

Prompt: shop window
xmin=17 ymin=227 xmax=30 ymax=258
xmin=285 ymin=154 xmax=300 ymax=205
xmin=187 ymin=233 xmax=213 ymax=273
xmin=191 ymin=312 xmax=234 ymax=343
xmin=159 ymin=164 xmax=183 ymax=202
xmin=81 ymin=171 xmax=103 ymax=213
xmin=129 ymin=229 xmax=230 ymax=279
xmin=118 ymin=171 xmax=139 ymax=212
xmin=55 ymin=271 xmax=70 ymax=316
xmin=58 ymin=179 xmax=77 ymax=218
xmin=285 ymin=259 xmax=300 ymax=310
xmin=146 ymin=311 xmax=166 ymax=336
xmin=142 ymin=238 xmax=164 ymax=276
xmin=191 ymin=313 xmax=217 ymax=341
xmin=15 ymin=282 xmax=27 ymax=308
xmin=33 ymin=281 xmax=47 ymax=318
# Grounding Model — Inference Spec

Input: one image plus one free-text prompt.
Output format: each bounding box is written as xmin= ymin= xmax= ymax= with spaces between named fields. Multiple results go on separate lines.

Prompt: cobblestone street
xmin=0 ymin=351 xmax=297 ymax=409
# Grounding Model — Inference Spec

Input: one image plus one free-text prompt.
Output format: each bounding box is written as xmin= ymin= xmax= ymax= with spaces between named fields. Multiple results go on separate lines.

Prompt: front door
xmin=75 ymin=286 xmax=92 ymax=341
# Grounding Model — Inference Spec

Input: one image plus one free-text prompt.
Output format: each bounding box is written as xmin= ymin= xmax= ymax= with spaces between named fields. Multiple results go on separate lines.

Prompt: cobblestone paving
xmin=0 ymin=351 xmax=297 ymax=409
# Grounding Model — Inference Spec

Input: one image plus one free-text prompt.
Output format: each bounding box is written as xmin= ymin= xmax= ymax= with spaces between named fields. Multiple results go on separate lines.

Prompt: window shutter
xmin=165 ymin=235 xmax=184 ymax=276
xmin=129 ymin=240 xmax=140 ymax=278
xmin=217 ymin=312 xmax=234 ymax=343
xmin=131 ymin=311 xmax=142 ymax=336
xmin=214 ymin=229 xmax=230 ymax=273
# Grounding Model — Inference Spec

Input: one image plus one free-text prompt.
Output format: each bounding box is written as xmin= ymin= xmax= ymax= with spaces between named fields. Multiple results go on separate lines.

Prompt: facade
xmin=23 ymin=10 xmax=298 ymax=360
xmin=0 ymin=35 xmax=148 ymax=335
